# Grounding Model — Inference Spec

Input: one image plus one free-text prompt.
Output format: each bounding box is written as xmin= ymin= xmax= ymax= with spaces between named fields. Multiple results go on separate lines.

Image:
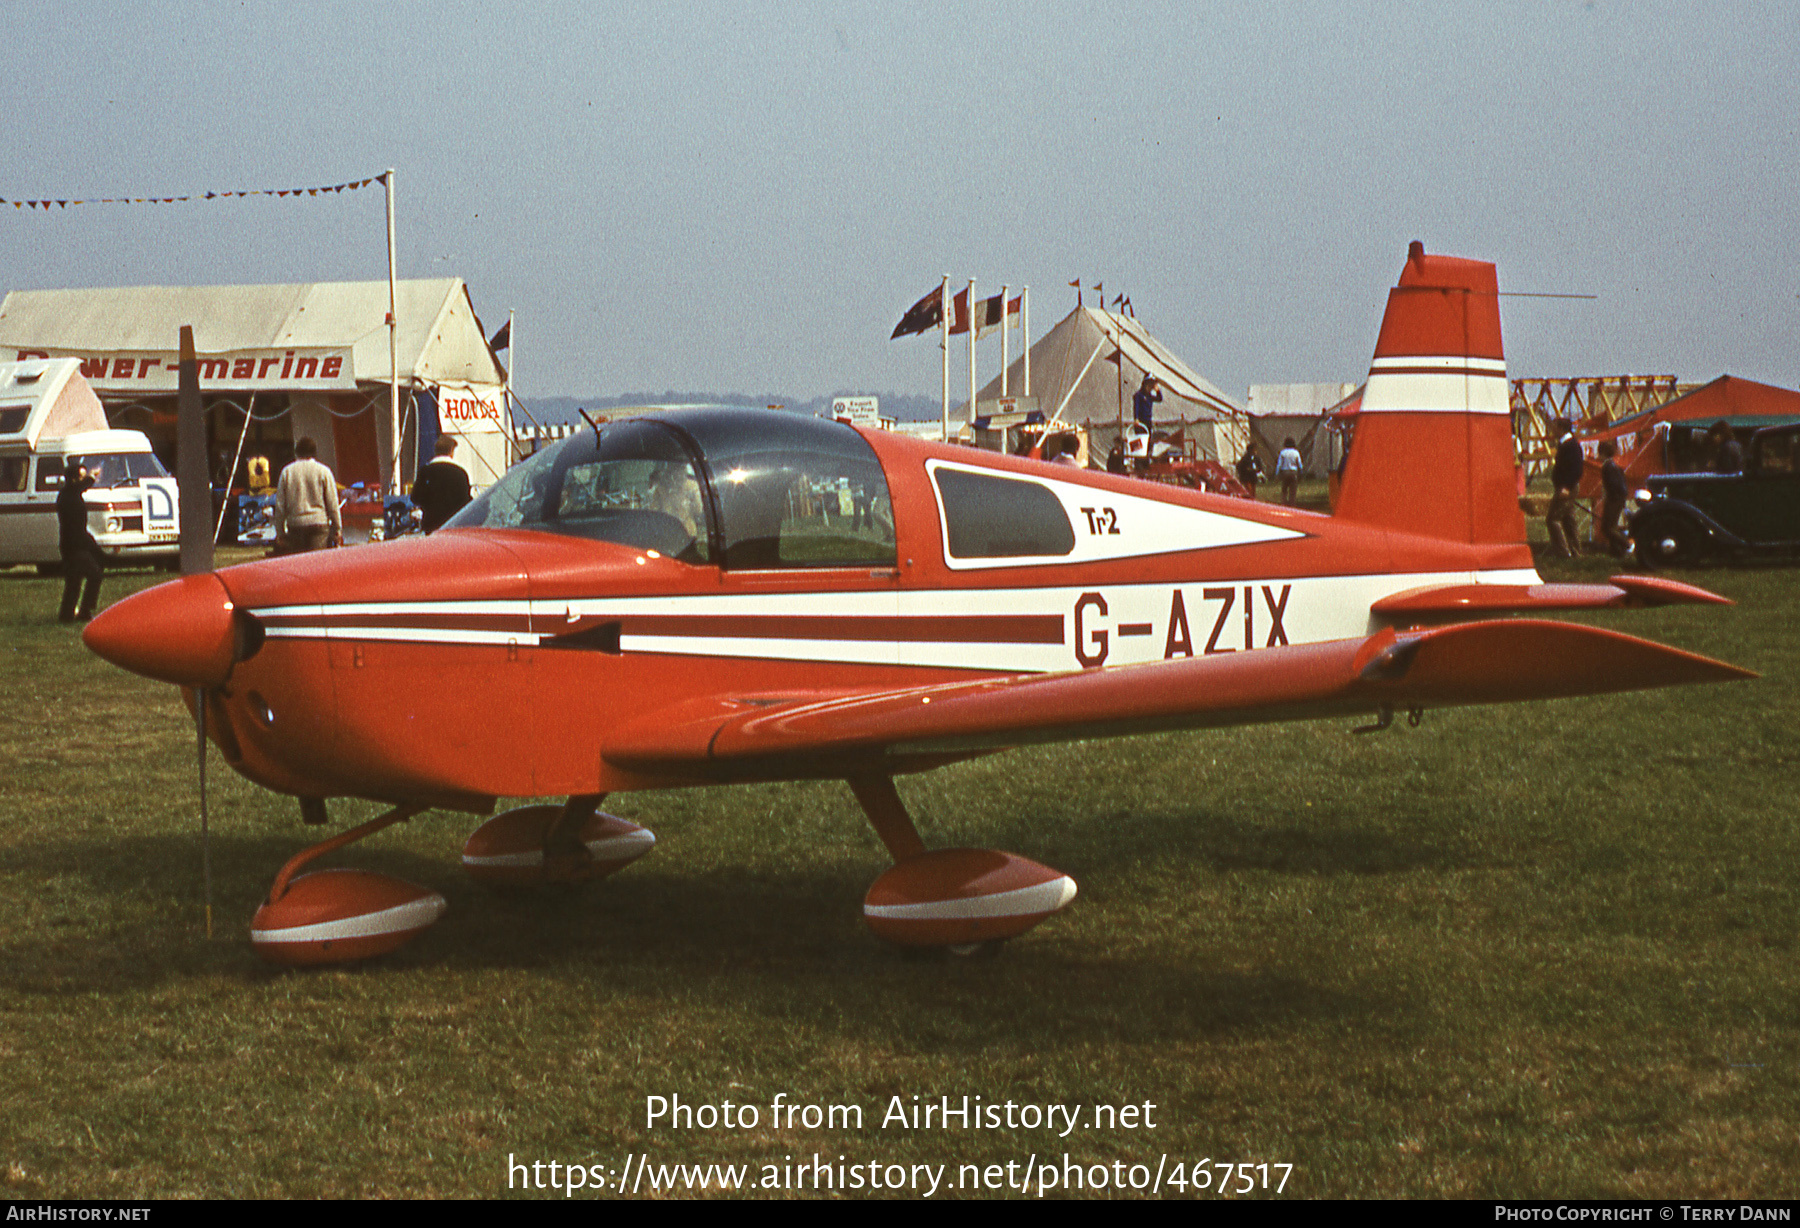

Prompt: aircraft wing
xmin=602 ymin=619 xmax=1752 ymax=782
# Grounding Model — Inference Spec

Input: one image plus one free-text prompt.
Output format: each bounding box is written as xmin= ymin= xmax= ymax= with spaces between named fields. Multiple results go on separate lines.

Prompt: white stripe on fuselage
xmin=252 ymin=568 xmax=1540 ymax=674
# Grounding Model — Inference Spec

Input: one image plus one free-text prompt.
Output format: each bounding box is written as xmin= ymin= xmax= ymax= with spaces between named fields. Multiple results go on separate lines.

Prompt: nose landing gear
xmin=250 ymin=803 xmax=445 ymax=966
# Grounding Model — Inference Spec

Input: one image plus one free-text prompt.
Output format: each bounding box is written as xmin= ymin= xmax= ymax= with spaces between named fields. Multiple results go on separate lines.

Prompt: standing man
xmin=1710 ymin=420 xmax=1744 ymax=474
xmin=274 ymin=436 xmax=341 ymax=554
xmin=56 ymin=457 xmax=104 ymax=623
xmin=1596 ymin=440 xmax=1631 ymax=559
xmin=1547 ymin=420 xmax=1584 ymax=558
xmin=1235 ymin=448 xmax=1265 ymax=500
xmin=411 ymin=435 xmax=473 ymax=533
xmin=1132 ymin=375 xmax=1162 ymax=429
xmin=1276 ymin=437 xmax=1303 ymax=506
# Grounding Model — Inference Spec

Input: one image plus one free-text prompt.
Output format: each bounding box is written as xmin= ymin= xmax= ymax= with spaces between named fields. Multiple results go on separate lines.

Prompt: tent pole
xmin=1000 ymin=283 xmax=1009 ymax=398
xmin=1117 ymin=315 xmax=1124 ymax=425
xmin=506 ymin=308 xmax=517 ymax=465
xmin=1022 ymin=286 xmax=1030 ymax=398
xmin=214 ymin=393 xmax=256 ymax=544
xmin=385 ymin=168 xmax=401 ymax=497
xmin=967 ymin=277 xmax=976 ymax=437
xmin=1051 ymin=337 xmax=1108 ymax=426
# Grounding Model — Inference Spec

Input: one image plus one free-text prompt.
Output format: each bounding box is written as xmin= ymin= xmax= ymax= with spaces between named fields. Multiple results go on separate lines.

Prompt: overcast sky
xmin=3 ymin=0 xmax=1794 ymax=405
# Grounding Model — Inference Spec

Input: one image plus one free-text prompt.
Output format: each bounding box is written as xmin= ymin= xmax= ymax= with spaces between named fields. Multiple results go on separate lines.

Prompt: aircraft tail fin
xmin=1334 ymin=242 xmax=1527 ymax=550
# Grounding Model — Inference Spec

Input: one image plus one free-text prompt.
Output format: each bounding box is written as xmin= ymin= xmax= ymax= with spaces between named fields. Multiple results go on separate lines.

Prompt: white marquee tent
xmin=960 ymin=305 xmax=1248 ymax=462
xmin=0 ymin=278 xmax=512 ymax=494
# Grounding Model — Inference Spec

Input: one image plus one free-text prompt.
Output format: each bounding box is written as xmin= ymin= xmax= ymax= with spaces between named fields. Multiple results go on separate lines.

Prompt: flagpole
xmin=939 ymin=274 xmax=950 ymax=442
xmin=385 ymin=167 xmax=401 ymax=496
xmin=1023 ymin=286 xmax=1030 ymax=398
xmin=1000 ymin=284 xmax=1009 ymax=397
xmin=967 ymin=277 xmax=976 ymax=437
xmin=506 ymin=308 xmax=517 ymax=465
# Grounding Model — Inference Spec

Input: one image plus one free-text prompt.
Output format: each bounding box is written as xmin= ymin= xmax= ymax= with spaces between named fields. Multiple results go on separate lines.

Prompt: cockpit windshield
xmin=446 ymin=409 xmax=896 ymax=569
xmin=448 ymin=418 xmax=711 ymax=561
xmin=676 ymin=409 xmax=895 ymax=568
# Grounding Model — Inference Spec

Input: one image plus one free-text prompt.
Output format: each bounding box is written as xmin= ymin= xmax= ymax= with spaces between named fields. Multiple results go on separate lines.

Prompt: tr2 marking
xmin=1078 ymin=507 xmax=1120 ymax=536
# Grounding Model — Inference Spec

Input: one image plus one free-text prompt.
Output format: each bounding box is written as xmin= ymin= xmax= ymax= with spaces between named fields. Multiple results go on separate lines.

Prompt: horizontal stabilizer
xmin=603 ymin=620 xmax=1752 ymax=779
xmin=1372 ymin=574 xmax=1731 ymax=620
xmin=1353 ymin=619 xmax=1754 ymax=706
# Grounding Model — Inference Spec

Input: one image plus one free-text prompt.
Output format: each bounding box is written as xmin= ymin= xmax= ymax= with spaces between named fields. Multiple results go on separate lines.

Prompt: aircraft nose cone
xmin=83 ymin=572 xmax=244 ymax=688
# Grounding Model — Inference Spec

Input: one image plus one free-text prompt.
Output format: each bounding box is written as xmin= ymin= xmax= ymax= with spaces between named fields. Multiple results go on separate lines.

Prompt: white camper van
xmin=0 ymin=358 xmax=179 ymax=570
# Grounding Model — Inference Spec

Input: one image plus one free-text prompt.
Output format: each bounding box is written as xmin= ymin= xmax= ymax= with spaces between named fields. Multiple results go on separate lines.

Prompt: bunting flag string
xmin=1 ymin=172 xmax=386 ymax=211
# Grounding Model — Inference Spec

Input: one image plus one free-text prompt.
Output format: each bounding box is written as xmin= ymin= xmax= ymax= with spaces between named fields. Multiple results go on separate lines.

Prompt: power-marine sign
xmin=12 ymin=347 xmax=354 ymax=393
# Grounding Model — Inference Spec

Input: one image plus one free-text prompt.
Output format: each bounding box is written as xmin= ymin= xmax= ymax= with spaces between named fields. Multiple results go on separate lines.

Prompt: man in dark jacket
xmin=1596 ymin=440 xmax=1631 ymax=559
xmin=411 ymin=436 xmax=473 ymax=533
xmin=56 ymin=458 xmax=104 ymax=623
xmin=1547 ymin=421 xmax=1585 ymax=557
xmin=1709 ymin=420 xmax=1744 ymax=474
xmin=1235 ymin=448 xmax=1264 ymax=500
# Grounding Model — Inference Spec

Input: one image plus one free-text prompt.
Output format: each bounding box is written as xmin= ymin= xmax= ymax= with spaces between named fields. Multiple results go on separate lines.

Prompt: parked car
xmin=1629 ymin=423 xmax=1800 ymax=566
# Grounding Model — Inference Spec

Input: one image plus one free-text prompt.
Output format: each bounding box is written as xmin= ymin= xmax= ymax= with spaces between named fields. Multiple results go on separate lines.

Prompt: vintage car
xmin=1629 ymin=423 xmax=1800 ymax=566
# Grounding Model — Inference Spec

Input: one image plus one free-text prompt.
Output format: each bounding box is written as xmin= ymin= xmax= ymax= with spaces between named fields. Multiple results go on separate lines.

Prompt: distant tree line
xmin=519 ymin=390 xmax=945 ymax=427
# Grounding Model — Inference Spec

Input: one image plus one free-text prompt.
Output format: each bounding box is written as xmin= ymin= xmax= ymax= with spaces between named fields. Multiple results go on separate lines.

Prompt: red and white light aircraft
xmin=84 ymin=244 xmax=1752 ymax=964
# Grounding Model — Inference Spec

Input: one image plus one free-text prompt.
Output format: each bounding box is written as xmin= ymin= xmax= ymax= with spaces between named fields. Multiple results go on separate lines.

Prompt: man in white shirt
xmin=274 ymin=436 xmax=342 ymax=553
xmin=1276 ymin=437 xmax=1304 ymax=506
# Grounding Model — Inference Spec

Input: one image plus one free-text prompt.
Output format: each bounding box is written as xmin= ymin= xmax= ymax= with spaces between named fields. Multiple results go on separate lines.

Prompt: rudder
xmin=1334 ymin=242 xmax=1527 ymax=551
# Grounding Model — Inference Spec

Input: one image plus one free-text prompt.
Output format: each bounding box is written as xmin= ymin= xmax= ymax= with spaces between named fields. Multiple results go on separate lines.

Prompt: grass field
xmin=1 ymin=535 xmax=1796 ymax=1199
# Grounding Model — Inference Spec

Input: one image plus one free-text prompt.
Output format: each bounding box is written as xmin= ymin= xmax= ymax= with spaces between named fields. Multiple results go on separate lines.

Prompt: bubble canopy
xmin=447 ymin=408 xmax=896 ymax=569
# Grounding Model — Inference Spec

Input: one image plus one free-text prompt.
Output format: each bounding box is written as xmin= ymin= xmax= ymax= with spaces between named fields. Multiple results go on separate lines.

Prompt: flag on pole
xmin=488 ymin=321 xmax=511 ymax=352
xmin=942 ymin=287 xmax=969 ymax=335
xmin=1069 ymin=279 xmax=1082 ymax=308
xmin=946 ymin=289 xmax=1008 ymax=337
xmin=968 ymin=292 xmax=1005 ymax=339
xmin=890 ymin=286 xmax=946 ymax=339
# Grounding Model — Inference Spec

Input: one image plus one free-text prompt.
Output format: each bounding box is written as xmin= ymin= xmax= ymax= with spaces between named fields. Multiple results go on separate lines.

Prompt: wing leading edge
xmin=602 ymin=619 xmax=1753 ymax=782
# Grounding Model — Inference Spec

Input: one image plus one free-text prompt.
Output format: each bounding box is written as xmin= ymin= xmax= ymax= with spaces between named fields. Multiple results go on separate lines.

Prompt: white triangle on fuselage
xmin=927 ymin=459 xmax=1308 ymax=571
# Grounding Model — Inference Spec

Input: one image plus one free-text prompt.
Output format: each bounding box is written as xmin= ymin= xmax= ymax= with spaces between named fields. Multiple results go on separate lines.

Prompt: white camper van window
xmin=82 ymin=453 xmax=170 ymax=489
xmin=0 ymin=457 xmax=25 ymax=493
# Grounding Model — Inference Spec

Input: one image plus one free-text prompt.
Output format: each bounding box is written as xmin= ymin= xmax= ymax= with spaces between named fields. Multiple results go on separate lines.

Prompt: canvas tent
xmin=1569 ymin=374 xmax=1800 ymax=498
xmin=1582 ymin=375 xmax=1800 ymax=447
xmin=1245 ymin=382 xmax=1359 ymax=477
xmin=0 ymin=278 xmax=512 ymax=496
xmin=960 ymin=306 xmax=1248 ymax=463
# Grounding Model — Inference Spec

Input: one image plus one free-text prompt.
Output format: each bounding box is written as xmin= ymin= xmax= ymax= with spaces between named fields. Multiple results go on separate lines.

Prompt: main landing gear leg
xmin=847 ymin=774 xmax=926 ymax=861
xmin=847 ymin=773 xmax=1077 ymax=952
xmin=543 ymin=794 xmax=603 ymax=882
xmin=250 ymin=803 xmax=446 ymax=966
xmin=460 ymin=796 xmax=655 ymax=887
